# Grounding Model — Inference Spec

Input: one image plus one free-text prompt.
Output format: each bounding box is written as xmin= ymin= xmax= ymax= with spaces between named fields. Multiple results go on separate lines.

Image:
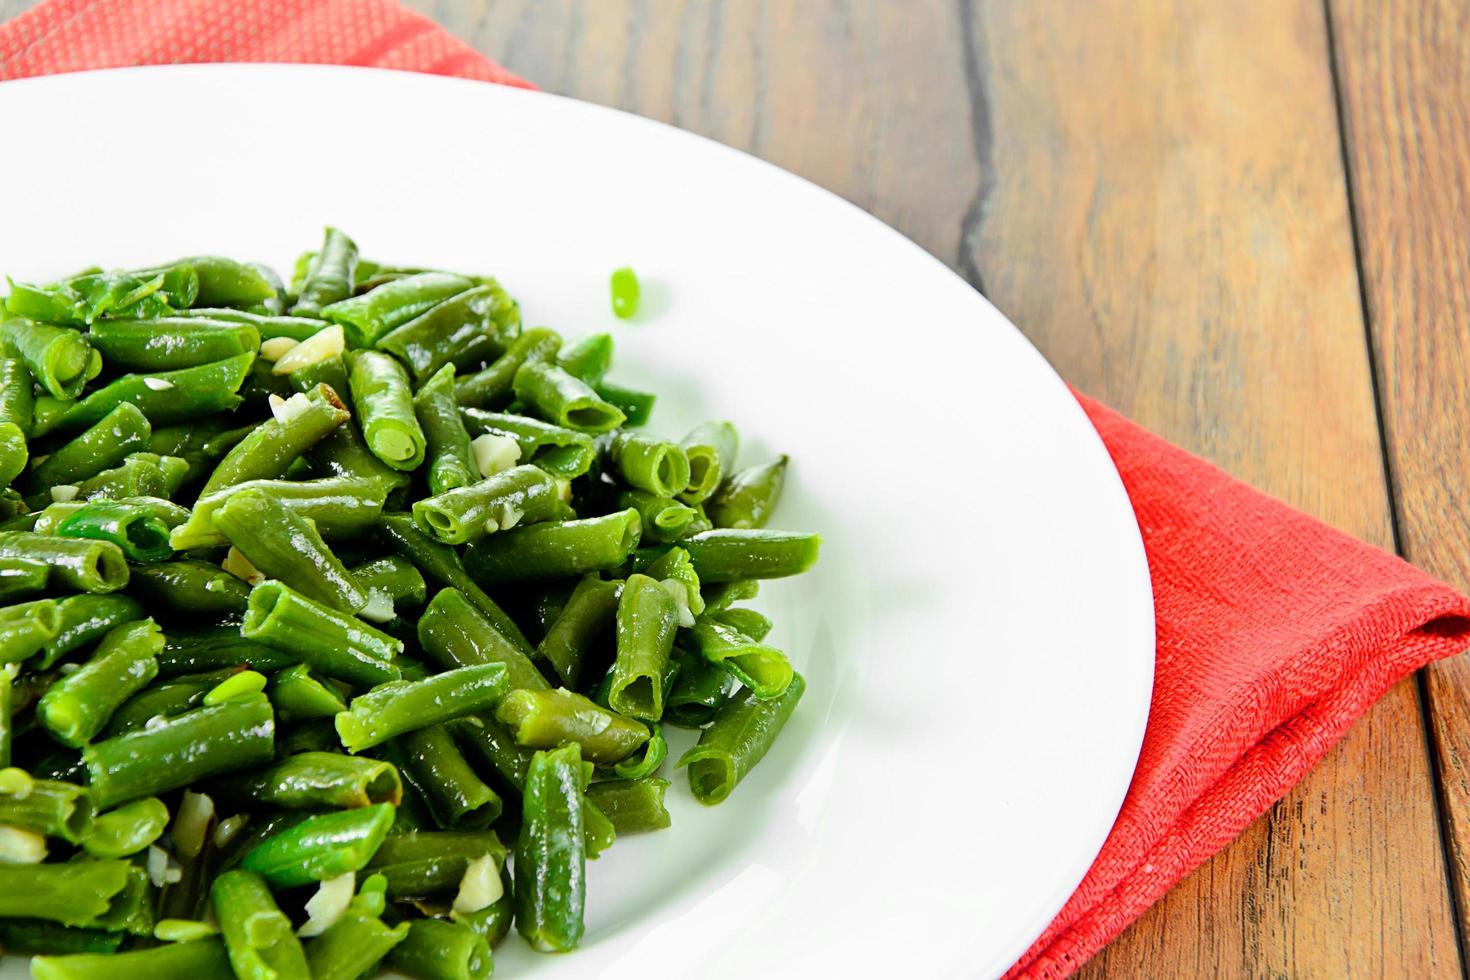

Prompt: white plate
xmin=0 ymin=65 xmax=1153 ymax=978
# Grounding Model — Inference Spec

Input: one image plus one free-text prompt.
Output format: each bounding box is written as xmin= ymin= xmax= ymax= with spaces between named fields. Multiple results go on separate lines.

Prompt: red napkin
xmin=3 ymin=3 xmax=1468 ymax=976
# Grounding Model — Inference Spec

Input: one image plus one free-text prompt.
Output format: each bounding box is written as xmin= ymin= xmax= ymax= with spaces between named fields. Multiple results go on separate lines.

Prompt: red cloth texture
xmin=3 ymin=4 xmax=1468 ymax=976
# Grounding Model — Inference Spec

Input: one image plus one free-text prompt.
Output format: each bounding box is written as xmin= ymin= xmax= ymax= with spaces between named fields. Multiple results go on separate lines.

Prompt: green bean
xmin=88 ymin=317 xmax=260 ymax=370
xmin=683 ymin=528 xmax=820 ymax=581
xmin=104 ymin=675 xmax=218 ymax=735
xmin=595 ymin=381 xmax=656 ymax=428
xmin=664 ymin=648 xmax=738 ymax=728
xmin=0 ymin=555 xmax=49 ymax=601
xmin=678 ymin=672 xmax=805 ymax=805
xmin=708 ymin=455 xmax=789 ymax=529
xmin=0 ymin=668 xmax=11 ymax=767
xmin=618 ymin=488 xmax=698 ymax=544
xmin=350 ymin=555 xmax=427 ymax=611
xmin=39 ymin=594 xmax=143 ymax=669
xmin=267 ymin=663 xmax=348 ymax=722
xmin=379 ymin=513 xmax=535 ymax=656
xmin=462 ymin=508 xmax=642 ymax=587
xmin=685 ymin=616 xmax=793 ymax=699
xmin=304 ymin=907 xmax=408 ymax=980
xmin=609 ymin=267 xmax=640 ymax=319
xmin=181 ymin=307 xmax=332 ymax=341
xmin=418 ymin=588 xmax=550 ymax=692
xmin=607 ymin=574 xmax=678 ymax=721
xmin=199 ymin=384 xmax=349 ymax=497
xmin=323 ymin=272 xmax=475 ymax=347
xmin=156 ymin=626 xmax=292 ymax=676
xmin=172 ymin=475 xmax=386 ymax=550
xmin=240 ymin=803 xmax=394 ymax=886
xmin=285 ymin=348 xmax=351 ymax=396
xmin=38 ymin=619 xmax=162 ymax=746
xmin=292 ymin=227 xmax=359 ymax=316
xmin=366 ymin=830 xmax=508 ymax=899
xmin=0 ymin=860 xmax=134 ymax=927
xmin=642 ymin=544 xmax=705 ymax=624
xmin=306 ymin=414 xmax=411 ymax=493
xmin=27 ymin=402 xmax=152 ymax=496
xmin=586 ymin=776 xmax=671 ymax=834
xmin=459 ymin=408 xmax=597 ymax=478
xmin=148 ymin=416 xmax=250 ymax=485
xmin=387 ymin=918 xmax=492 ymax=980
xmin=679 ymin=420 xmax=739 ymax=504
xmin=348 ymin=349 xmax=425 ymax=471
xmin=609 ymin=722 xmax=668 ymax=780
xmin=74 ymin=452 xmax=189 ymax=502
xmin=0 ymin=357 xmax=31 ymax=484
xmin=53 ymin=352 xmax=255 ymax=433
xmin=377 ymin=282 xmax=520 ymax=385
xmin=515 ymin=742 xmax=586 ymax=952
xmin=715 ymin=606 xmax=773 ymax=641
xmin=535 ymin=575 xmax=621 ymax=688
xmin=54 ymin=499 xmax=173 ymax=562
xmin=0 ymin=597 xmax=60 ymax=662
xmin=0 ymin=317 xmax=93 ymax=398
xmin=32 ymin=938 xmax=232 ymax=980
xmin=0 ymin=922 xmax=124 ymax=957
xmin=211 ymin=869 xmax=311 ymax=980
xmin=205 ymin=670 xmax=268 ymax=704
xmin=413 ymin=464 xmax=568 ymax=546
xmin=215 ymin=750 xmax=401 ymax=811
xmin=454 ymin=326 xmax=562 ymax=409
xmin=80 ymin=796 xmax=169 ymax=858
xmin=84 ymin=693 xmax=276 ymax=809
xmin=451 ymin=714 xmax=533 ymax=792
xmin=496 ymin=687 xmax=649 ymax=765
xmin=558 ymin=332 xmax=614 ymax=385
xmin=512 ymin=359 xmax=626 ymax=433
xmin=152 ymin=255 xmax=276 ymax=308
xmin=450 ymin=865 xmax=514 ymax=947
xmin=0 ymin=778 xmax=93 ymax=842
xmin=0 ymin=532 xmax=128 ymax=593
xmin=415 ymin=364 xmax=479 ymax=495
xmin=128 ymin=560 xmax=250 ymax=614
xmin=400 ymin=724 xmax=502 ymax=826
xmin=215 ymin=488 xmax=367 ymax=613
xmin=608 ymin=431 xmax=691 ymax=498
xmin=241 ymin=580 xmax=402 ymax=686
xmin=335 ymin=664 xmax=509 ymax=753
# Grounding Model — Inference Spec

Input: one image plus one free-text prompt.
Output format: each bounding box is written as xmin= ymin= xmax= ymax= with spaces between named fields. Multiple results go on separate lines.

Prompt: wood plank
xmin=421 ymin=2 xmax=1456 ymax=973
xmin=1328 ymin=0 xmax=1470 ymax=944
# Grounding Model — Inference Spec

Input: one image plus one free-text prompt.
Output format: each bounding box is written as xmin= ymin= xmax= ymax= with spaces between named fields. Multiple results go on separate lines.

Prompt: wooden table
xmin=3 ymin=0 xmax=1466 ymax=973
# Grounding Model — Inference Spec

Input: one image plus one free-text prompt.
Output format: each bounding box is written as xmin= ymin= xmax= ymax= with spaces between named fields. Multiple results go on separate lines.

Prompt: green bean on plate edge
xmin=0 ymin=229 xmax=819 ymax=978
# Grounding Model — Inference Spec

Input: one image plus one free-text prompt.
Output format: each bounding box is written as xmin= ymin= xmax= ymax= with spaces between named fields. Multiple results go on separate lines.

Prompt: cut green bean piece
xmin=418 ymin=587 xmax=550 ymax=692
xmin=497 ymin=687 xmax=649 ymax=765
xmin=708 ymin=455 xmax=788 ymax=530
xmin=400 ymin=723 xmax=502 ymax=826
xmin=685 ymin=617 xmax=793 ymax=699
xmin=535 ymin=575 xmax=621 ymax=688
xmin=240 ymin=803 xmax=395 ymax=887
xmin=268 ymin=664 xmax=349 ymax=722
xmin=454 ymin=327 xmax=561 ymax=409
xmin=0 ymin=860 xmax=134 ymax=926
xmin=182 ymin=307 xmax=333 ymax=341
xmin=608 ymin=431 xmax=691 ymax=498
xmin=558 ymin=332 xmax=614 ymax=385
xmin=105 ymin=675 xmax=218 ymax=735
xmin=415 ymin=364 xmax=479 ymax=495
xmin=80 ymin=796 xmax=169 ymax=858
xmin=0 ymin=778 xmax=93 ymax=842
xmin=665 ymin=648 xmax=738 ymax=728
xmin=215 ymin=488 xmax=367 ymax=613
xmin=513 ymin=360 xmax=625 ymax=433
xmin=413 ymin=464 xmax=568 ymax=546
xmin=0 ymin=922 xmax=124 ymax=957
xmin=377 ymin=282 xmax=520 ymax=385
xmin=0 ymin=317 xmax=94 ymax=398
xmin=27 ymin=401 xmax=151 ymax=496
xmin=679 ymin=420 xmax=739 ymax=505
xmin=678 ymin=672 xmax=805 ymax=805
xmin=38 ymin=619 xmax=162 ymax=746
xmin=217 ymin=750 xmax=401 ymax=811
xmin=32 ymin=938 xmax=232 ymax=980
xmin=204 ymin=669 xmax=268 ymax=705
xmin=379 ymin=513 xmax=535 ymax=656
xmin=128 ymin=560 xmax=249 ymax=614
xmin=211 ymin=869 xmax=311 ymax=980
xmin=172 ymin=475 xmax=386 ymax=551
xmin=460 ymin=408 xmax=596 ymax=478
xmin=305 ymin=907 xmax=408 ymax=980
xmin=0 ymin=356 xmax=32 ymax=483
xmin=292 ymin=227 xmax=358 ymax=316
xmin=515 ymin=742 xmax=586 ymax=952
xmin=88 ymin=317 xmax=260 ymax=371
xmin=349 ymin=349 xmax=425 ymax=471
xmin=336 ymin=664 xmax=509 ymax=753
xmin=159 ymin=255 xmax=277 ymax=307
xmin=54 ymin=499 xmax=174 ymax=562
xmin=609 ymin=722 xmax=668 ymax=780
xmin=84 ymin=693 xmax=275 ymax=809
xmin=241 ymin=580 xmax=401 ymax=685
xmin=450 ymin=865 xmax=514 ymax=948
xmin=322 ymin=272 xmax=475 ymax=347
xmin=683 ymin=528 xmax=820 ymax=582
xmin=0 ymin=556 xmax=45 ymax=603
xmin=608 ymin=574 xmax=678 ymax=721
xmin=387 ymin=918 xmax=493 ymax=980
xmin=0 ymin=597 xmax=60 ymax=663
xmin=642 ymin=544 xmax=705 ymax=625
xmin=350 ymin=555 xmax=426 ymax=611
xmin=53 ymin=352 xmax=255 ymax=433
xmin=586 ymin=776 xmax=672 ymax=834
xmin=198 ymin=384 xmax=349 ymax=497
xmin=74 ymin=452 xmax=189 ymax=502
xmin=463 ymin=509 xmax=641 ymax=586
xmin=366 ymin=830 xmax=508 ymax=899
xmin=595 ymin=381 xmax=656 ymax=428
xmin=157 ymin=626 xmax=292 ymax=676
xmin=618 ymin=488 xmax=697 ymax=544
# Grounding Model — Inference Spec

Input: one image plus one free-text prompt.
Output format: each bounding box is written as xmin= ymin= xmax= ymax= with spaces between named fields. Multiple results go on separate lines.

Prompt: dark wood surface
xmin=1 ymin=0 xmax=1466 ymax=973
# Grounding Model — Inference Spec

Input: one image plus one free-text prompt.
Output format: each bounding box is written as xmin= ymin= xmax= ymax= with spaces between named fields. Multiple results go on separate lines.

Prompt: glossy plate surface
xmin=0 ymin=64 xmax=1154 ymax=979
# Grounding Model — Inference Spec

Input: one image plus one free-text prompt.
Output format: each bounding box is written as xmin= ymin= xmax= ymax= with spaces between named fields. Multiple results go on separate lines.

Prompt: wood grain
xmin=0 ymin=0 xmax=1458 ymax=972
xmin=1328 ymin=0 xmax=1470 ymax=947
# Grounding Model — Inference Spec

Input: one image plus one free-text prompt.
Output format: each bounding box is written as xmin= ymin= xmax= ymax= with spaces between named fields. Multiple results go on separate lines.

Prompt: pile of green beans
xmin=0 ymin=230 xmax=819 ymax=979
